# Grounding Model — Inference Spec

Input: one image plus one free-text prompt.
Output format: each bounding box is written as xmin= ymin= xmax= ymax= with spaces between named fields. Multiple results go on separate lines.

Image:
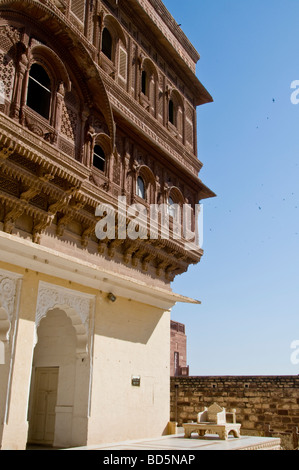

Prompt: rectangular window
xmin=186 ymin=106 xmax=194 ymax=147
xmin=186 ymin=117 xmax=194 ymax=146
xmin=118 ymin=47 xmax=128 ymax=83
xmin=70 ymin=0 xmax=86 ymax=23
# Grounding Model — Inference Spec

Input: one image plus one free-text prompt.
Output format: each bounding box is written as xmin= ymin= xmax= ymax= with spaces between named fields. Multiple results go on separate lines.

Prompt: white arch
xmin=37 ymin=304 xmax=88 ymax=357
xmin=35 ymin=282 xmax=95 ymax=357
xmin=29 ymin=44 xmax=72 ymax=92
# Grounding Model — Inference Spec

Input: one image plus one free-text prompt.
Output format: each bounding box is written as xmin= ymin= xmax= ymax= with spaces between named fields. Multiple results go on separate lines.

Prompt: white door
xmin=30 ymin=367 xmax=59 ymax=445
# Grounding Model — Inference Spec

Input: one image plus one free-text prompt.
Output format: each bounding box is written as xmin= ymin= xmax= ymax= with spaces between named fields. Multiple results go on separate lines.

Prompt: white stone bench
xmin=183 ymin=403 xmax=241 ymax=441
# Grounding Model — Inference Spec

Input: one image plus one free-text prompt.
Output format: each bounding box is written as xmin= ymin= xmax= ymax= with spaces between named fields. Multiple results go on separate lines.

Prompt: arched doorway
xmin=27 ymin=306 xmax=90 ymax=449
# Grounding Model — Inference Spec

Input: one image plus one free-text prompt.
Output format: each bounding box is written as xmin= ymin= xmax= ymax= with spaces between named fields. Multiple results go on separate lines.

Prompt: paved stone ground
xmin=67 ymin=433 xmax=281 ymax=451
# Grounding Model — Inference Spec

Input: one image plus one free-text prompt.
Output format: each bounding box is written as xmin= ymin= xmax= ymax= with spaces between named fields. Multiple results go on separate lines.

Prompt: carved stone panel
xmin=35 ymin=281 xmax=95 ymax=356
xmin=0 ymin=268 xmax=23 ymax=342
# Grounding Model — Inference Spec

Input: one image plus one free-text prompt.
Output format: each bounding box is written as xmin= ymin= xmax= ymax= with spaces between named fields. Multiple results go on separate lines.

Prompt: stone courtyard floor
xmin=67 ymin=433 xmax=281 ymax=451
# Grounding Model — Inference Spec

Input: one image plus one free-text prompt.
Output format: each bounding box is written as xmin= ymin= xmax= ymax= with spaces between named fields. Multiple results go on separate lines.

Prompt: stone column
xmin=1 ymin=271 xmax=38 ymax=450
xmin=80 ymin=107 xmax=90 ymax=165
xmin=10 ymin=51 xmax=28 ymax=121
xmin=52 ymin=82 xmax=65 ymax=135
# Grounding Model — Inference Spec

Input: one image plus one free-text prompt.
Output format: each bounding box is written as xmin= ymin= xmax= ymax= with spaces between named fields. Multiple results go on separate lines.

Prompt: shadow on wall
xmin=95 ymin=297 xmax=165 ymax=345
xmin=0 ymin=340 xmax=4 ymax=364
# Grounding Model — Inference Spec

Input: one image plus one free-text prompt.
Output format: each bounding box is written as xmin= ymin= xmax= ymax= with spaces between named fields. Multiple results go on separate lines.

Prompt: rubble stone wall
xmin=170 ymin=376 xmax=299 ymax=449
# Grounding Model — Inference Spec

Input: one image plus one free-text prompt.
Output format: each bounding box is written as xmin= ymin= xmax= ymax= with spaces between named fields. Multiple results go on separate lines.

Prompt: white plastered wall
xmin=0 ymin=233 xmax=197 ymax=449
xmin=87 ymin=296 xmax=171 ymax=445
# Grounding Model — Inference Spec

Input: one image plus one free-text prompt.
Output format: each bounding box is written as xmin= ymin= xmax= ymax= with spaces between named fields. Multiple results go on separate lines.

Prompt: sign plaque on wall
xmin=131 ymin=376 xmax=141 ymax=387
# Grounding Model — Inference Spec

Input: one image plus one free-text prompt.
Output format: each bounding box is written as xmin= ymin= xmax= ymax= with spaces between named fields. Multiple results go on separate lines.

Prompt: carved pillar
xmin=182 ymin=98 xmax=186 ymax=147
xmin=93 ymin=8 xmax=101 ymax=51
xmin=1 ymin=270 xmax=33 ymax=451
xmin=107 ymin=149 xmax=114 ymax=184
xmin=80 ymin=107 xmax=90 ymax=165
xmin=164 ymin=83 xmax=170 ymax=127
xmin=10 ymin=51 xmax=28 ymax=122
xmin=193 ymin=106 xmax=198 ymax=156
xmin=19 ymin=58 xmax=30 ymax=126
xmin=122 ymin=138 xmax=130 ymax=197
xmin=154 ymin=77 xmax=158 ymax=119
xmin=0 ymin=269 xmax=23 ymax=358
xmin=98 ymin=11 xmax=104 ymax=64
xmin=127 ymin=36 xmax=132 ymax=94
xmin=154 ymin=173 xmax=160 ymax=205
xmin=107 ymin=127 xmax=117 ymax=184
xmin=162 ymin=176 xmax=170 ymax=205
xmin=52 ymin=81 xmax=66 ymax=141
xmin=131 ymin=149 xmax=139 ymax=205
xmin=135 ymin=47 xmax=141 ymax=101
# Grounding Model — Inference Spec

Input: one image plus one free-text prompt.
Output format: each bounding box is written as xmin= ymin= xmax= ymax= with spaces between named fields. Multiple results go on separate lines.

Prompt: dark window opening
xmin=93 ymin=145 xmax=106 ymax=172
xmin=102 ymin=28 xmax=113 ymax=60
xmin=141 ymin=71 xmax=147 ymax=95
xmin=169 ymin=99 xmax=174 ymax=125
xmin=27 ymin=64 xmax=51 ymax=119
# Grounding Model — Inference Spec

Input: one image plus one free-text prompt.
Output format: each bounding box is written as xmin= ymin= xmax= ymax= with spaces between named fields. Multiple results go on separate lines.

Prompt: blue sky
xmin=163 ymin=0 xmax=299 ymax=375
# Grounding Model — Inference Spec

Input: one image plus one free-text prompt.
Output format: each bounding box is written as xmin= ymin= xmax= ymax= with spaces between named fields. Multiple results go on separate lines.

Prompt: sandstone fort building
xmin=0 ymin=0 xmax=214 ymax=449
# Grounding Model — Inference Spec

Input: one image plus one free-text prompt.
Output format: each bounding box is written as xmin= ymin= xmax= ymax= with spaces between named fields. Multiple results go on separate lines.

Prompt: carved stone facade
xmin=0 ymin=0 xmax=214 ymax=450
xmin=0 ymin=0 xmax=214 ymax=285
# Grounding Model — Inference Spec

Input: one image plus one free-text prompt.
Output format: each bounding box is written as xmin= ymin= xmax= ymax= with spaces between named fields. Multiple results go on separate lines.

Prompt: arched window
xmin=140 ymin=60 xmax=158 ymax=116
xmin=136 ymin=176 xmax=146 ymax=199
xmin=102 ymin=28 xmax=113 ymax=60
xmin=27 ymin=64 xmax=51 ymax=119
xmin=93 ymin=145 xmax=106 ymax=172
xmin=168 ymin=99 xmax=174 ymax=125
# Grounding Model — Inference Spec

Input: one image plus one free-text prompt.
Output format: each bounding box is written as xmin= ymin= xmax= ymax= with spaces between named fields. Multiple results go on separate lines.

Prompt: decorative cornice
xmin=0 ymin=112 xmax=203 ymax=280
xmin=0 ymin=113 xmax=90 ymax=185
xmin=135 ymin=0 xmax=199 ymax=71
